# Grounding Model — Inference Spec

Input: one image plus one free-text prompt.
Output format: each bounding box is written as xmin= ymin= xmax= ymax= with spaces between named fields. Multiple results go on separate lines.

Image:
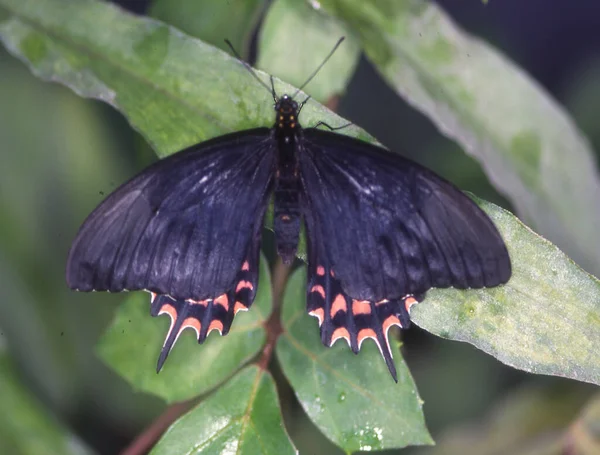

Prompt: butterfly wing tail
xmin=307 ymin=264 xmax=423 ymax=381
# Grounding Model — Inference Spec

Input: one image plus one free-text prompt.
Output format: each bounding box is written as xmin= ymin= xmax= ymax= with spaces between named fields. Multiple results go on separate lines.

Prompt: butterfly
xmin=66 ymin=39 xmax=511 ymax=381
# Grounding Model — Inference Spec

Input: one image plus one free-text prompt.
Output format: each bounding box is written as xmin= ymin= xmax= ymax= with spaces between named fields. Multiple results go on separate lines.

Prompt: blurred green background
xmin=1 ymin=0 xmax=599 ymax=454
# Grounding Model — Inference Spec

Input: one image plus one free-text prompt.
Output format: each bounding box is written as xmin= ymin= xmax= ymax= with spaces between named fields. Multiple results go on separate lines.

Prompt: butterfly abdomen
xmin=273 ymin=144 xmax=301 ymax=264
xmin=273 ymin=95 xmax=302 ymax=264
xmin=274 ymin=176 xmax=301 ymax=264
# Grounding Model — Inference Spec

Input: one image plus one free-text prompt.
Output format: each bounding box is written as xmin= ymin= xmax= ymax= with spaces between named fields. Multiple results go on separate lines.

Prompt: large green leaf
xmin=0 ymin=0 xmax=368 ymax=159
xmin=412 ymin=198 xmax=600 ymax=386
xmin=415 ymin=382 xmax=594 ymax=455
xmin=97 ymin=255 xmax=272 ymax=403
xmin=257 ymin=0 xmax=360 ymax=103
xmin=0 ymin=46 xmax=166 ymax=432
xmin=149 ymin=0 xmax=265 ymax=58
xmin=319 ymin=0 xmax=600 ymax=276
xmin=569 ymin=393 xmax=600 ymax=455
xmin=0 ymin=349 xmax=92 ymax=455
xmin=276 ymin=267 xmax=432 ymax=452
xmin=151 ymin=365 xmax=296 ymax=455
xmin=0 ymin=44 xmax=132 ymax=411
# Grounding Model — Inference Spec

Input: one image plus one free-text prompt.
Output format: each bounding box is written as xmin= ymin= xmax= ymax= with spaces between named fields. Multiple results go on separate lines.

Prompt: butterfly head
xmin=275 ymin=95 xmax=299 ymax=130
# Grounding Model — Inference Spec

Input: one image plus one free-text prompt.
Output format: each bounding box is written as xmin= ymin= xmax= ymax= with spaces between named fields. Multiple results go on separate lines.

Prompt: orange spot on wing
xmin=149 ymin=292 xmax=157 ymax=303
xmin=310 ymin=285 xmax=325 ymax=299
xmin=352 ymin=300 xmax=372 ymax=315
xmin=235 ymin=280 xmax=254 ymax=293
xmin=241 ymin=261 xmax=250 ymax=271
xmin=158 ymin=303 xmax=177 ymax=320
xmin=381 ymin=315 xmax=401 ymax=359
xmin=308 ymin=308 xmax=324 ymax=326
xmin=405 ymin=296 xmax=418 ymax=313
xmin=234 ymin=301 xmax=248 ymax=314
xmin=330 ymin=269 xmax=335 ymax=277
xmin=331 ymin=327 xmax=350 ymax=346
xmin=214 ymin=294 xmax=229 ymax=311
xmin=208 ymin=319 xmax=224 ymax=335
xmin=383 ymin=315 xmax=401 ymax=332
xmin=357 ymin=328 xmax=377 ymax=348
xmin=158 ymin=303 xmax=177 ymax=344
xmin=181 ymin=317 xmax=201 ymax=337
xmin=329 ymin=294 xmax=347 ymax=318
xmin=316 ymin=266 xmax=325 ymax=276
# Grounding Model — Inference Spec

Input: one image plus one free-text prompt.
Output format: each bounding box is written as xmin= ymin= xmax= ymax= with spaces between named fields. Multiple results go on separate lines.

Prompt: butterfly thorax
xmin=273 ymin=95 xmax=301 ymax=264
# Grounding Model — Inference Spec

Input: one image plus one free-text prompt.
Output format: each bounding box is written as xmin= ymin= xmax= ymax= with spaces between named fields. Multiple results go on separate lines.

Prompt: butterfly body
xmin=67 ymin=92 xmax=511 ymax=380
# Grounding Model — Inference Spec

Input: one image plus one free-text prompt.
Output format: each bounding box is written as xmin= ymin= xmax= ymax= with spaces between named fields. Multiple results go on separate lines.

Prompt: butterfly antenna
xmin=292 ymin=37 xmax=345 ymax=99
xmin=224 ymin=39 xmax=277 ymax=102
xmin=298 ymin=95 xmax=312 ymax=116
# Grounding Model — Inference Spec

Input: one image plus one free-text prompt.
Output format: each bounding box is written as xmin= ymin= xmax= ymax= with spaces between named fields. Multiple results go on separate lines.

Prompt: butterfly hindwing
xmin=305 ymin=210 xmax=423 ymax=381
xmin=149 ymin=232 xmax=261 ymax=370
xmin=299 ymin=128 xmax=511 ymax=378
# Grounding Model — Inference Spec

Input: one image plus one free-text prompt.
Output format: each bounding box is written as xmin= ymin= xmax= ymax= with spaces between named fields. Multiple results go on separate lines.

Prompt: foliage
xmin=0 ymin=0 xmax=599 ymax=453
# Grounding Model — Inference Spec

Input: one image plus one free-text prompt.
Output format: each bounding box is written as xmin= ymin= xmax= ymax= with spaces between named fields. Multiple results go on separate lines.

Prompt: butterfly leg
xmin=310 ymin=121 xmax=352 ymax=132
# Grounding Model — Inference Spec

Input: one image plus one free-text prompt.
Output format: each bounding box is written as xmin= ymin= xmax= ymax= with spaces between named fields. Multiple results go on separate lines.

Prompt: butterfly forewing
xmin=300 ymin=128 xmax=510 ymax=298
xmin=67 ymin=129 xmax=274 ymax=298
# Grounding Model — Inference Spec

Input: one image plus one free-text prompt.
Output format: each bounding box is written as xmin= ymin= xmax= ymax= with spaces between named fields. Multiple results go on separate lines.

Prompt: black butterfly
xmin=66 ymin=41 xmax=511 ymax=381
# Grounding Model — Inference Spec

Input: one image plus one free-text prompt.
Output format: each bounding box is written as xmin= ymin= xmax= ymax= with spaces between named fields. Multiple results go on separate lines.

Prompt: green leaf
xmin=416 ymin=382 xmax=593 ymax=455
xmin=0 ymin=350 xmax=93 ymax=455
xmin=0 ymin=0 xmax=368 ymax=160
xmin=276 ymin=267 xmax=433 ymax=452
xmin=151 ymin=365 xmax=296 ymax=455
xmin=568 ymin=393 xmax=600 ymax=455
xmin=257 ymin=0 xmax=360 ymax=103
xmin=97 ymin=255 xmax=272 ymax=403
xmin=149 ymin=0 xmax=265 ymax=58
xmin=0 ymin=47 xmax=167 ymax=430
xmin=412 ymin=198 xmax=600 ymax=386
xmin=319 ymin=0 xmax=600 ymax=276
